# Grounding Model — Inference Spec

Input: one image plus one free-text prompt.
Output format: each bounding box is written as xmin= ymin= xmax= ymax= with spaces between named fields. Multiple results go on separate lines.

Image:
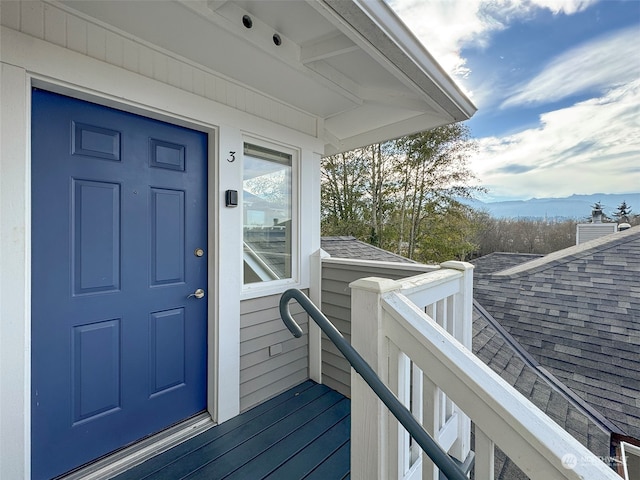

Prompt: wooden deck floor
xmin=112 ymin=381 xmax=350 ymax=480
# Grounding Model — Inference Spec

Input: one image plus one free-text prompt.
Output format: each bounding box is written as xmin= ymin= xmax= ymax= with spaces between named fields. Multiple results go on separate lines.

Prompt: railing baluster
xmin=475 ymin=426 xmax=495 ymax=479
xmin=400 ymin=353 xmax=413 ymax=476
xmin=422 ymin=373 xmax=440 ymax=480
xmin=435 ymin=298 xmax=445 ymax=328
xmin=447 ymin=263 xmax=473 ymax=463
xmin=388 ymin=340 xmax=402 ymax=478
xmin=410 ymin=363 xmax=424 ymax=465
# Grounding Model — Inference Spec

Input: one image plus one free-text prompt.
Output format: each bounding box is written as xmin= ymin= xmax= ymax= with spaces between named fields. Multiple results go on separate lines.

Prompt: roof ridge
xmin=494 ymin=224 xmax=640 ymax=276
xmin=473 ymin=300 xmax=624 ymax=435
xmin=321 ymin=236 xmax=357 ymax=241
xmin=320 ymin=236 xmax=417 ymax=263
xmin=359 ymin=241 xmax=415 ymax=260
xmin=485 ymin=252 xmax=543 ymax=257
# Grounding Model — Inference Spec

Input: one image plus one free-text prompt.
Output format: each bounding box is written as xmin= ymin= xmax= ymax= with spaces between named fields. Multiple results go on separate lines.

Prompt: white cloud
xmin=388 ymin=0 xmax=599 ymax=80
xmin=387 ymin=0 xmax=489 ymax=78
xmin=528 ymin=0 xmax=599 ymax=15
xmin=501 ymin=26 xmax=640 ymax=108
xmin=470 ymin=80 xmax=640 ymax=199
xmin=389 ymin=0 xmax=637 ymax=200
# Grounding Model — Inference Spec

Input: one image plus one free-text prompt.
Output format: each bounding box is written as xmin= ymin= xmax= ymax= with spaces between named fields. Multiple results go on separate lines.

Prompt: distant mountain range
xmin=461 ymin=193 xmax=640 ymax=220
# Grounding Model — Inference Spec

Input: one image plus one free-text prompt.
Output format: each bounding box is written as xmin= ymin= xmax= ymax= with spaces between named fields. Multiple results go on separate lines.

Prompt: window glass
xmin=243 ymin=143 xmax=293 ymax=285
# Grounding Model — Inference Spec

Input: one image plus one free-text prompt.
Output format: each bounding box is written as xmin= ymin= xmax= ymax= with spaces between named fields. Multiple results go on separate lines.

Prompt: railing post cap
xmin=440 ymin=260 xmax=474 ymax=271
xmin=349 ymin=277 xmax=400 ymax=293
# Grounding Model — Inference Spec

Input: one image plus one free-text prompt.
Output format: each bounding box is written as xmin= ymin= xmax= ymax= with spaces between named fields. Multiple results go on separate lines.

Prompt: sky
xmin=388 ymin=0 xmax=640 ymax=202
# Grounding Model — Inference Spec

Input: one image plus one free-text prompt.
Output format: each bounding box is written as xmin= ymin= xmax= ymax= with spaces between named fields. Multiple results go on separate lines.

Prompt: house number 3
xmin=227 ymin=151 xmax=236 ymax=163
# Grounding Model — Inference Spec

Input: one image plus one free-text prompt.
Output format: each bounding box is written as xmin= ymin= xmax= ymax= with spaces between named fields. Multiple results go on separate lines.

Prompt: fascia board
xmin=316 ymin=0 xmax=477 ymax=122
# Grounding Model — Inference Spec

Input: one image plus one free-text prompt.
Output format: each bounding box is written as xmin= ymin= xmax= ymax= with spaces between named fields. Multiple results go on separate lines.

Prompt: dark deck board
xmin=223 ymin=398 xmax=349 ymax=480
xmin=303 ymin=441 xmax=350 ymax=480
xmin=264 ymin=415 xmax=350 ymax=479
xmin=143 ymin=387 xmax=339 ymax=479
xmin=113 ymin=381 xmax=350 ymax=480
xmin=182 ymin=394 xmax=348 ymax=479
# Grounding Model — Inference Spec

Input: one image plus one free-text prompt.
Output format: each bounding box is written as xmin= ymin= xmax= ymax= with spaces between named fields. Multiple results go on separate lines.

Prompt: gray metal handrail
xmin=279 ymin=288 xmax=469 ymax=480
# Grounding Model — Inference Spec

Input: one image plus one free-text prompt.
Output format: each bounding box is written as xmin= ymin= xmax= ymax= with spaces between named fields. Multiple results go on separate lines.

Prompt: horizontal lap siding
xmin=321 ymin=262 xmax=432 ymax=397
xmin=0 ymin=1 xmax=317 ymax=137
xmin=240 ymin=292 xmax=309 ymax=412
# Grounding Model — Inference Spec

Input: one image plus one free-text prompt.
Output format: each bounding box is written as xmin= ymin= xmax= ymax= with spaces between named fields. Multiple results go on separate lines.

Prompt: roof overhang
xmin=58 ymin=0 xmax=476 ymax=154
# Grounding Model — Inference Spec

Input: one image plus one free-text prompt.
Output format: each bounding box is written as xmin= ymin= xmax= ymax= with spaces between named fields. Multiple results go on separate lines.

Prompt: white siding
xmin=240 ymin=292 xmax=309 ymax=411
xmin=576 ymin=223 xmax=617 ymax=245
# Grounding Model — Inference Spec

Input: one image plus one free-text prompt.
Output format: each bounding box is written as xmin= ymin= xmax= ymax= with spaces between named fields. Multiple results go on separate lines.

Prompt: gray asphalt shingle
xmin=471 ymin=252 xmax=544 ymax=275
xmin=473 ymin=306 xmax=612 ymax=454
xmin=474 ymin=226 xmax=640 ymax=440
xmin=321 ymin=236 xmax=418 ymax=263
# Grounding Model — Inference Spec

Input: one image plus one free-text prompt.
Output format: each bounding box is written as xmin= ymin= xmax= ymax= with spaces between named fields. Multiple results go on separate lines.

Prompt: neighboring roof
xmin=496 ymin=226 xmax=639 ymax=276
xmin=471 ymin=252 xmax=544 ymax=275
xmin=57 ymin=0 xmax=475 ymax=154
xmin=473 ymin=305 xmax=611 ymax=478
xmin=475 ymin=226 xmax=640 ymax=440
xmin=321 ymin=236 xmax=417 ymax=263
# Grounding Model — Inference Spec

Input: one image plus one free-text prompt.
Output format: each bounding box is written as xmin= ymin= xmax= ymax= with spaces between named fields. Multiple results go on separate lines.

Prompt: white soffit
xmin=57 ymin=0 xmax=476 ymax=154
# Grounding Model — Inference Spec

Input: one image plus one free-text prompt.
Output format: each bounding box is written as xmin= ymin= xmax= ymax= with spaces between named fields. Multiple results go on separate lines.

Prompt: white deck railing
xmin=349 ymin=261 xmax=619 ymax=480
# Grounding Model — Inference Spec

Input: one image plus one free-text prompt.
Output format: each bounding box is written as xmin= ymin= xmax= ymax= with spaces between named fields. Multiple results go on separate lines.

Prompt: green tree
xmin=320 ymin=149 xmax=369 ymax=238
xmin=321 ymin=123 xmax=483 ymax=263
xmin=364 ymin=142 xmax=396 ymax=246
xmin=613 ymin=201 xmax=632 ymax=223
xmin=417 ymin=203 xmax=483 ymax=262
xmin=391 ymin=124 xmax=481 ymax=260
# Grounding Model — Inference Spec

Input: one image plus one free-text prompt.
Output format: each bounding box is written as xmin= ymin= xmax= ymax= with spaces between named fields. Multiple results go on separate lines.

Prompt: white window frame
xmin=240 ymin=136 xmax=300 ymax=299
xmin=622 ymin=442 xmax=640 ymax=480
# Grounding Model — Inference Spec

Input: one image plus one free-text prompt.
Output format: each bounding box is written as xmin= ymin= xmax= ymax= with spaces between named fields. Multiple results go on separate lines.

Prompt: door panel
xmin=150 ymin=187 xmax=185 ymax=285
xmin=72 ymin=319 xmax=122 ymax=423
xmin=72 ymin=179 xmax=121 ymax=294
xmin=31 ymin=90 xmax=209 ymax=480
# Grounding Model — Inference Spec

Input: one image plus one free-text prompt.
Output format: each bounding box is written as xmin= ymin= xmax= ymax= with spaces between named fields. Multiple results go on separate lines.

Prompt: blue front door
xmin=31 ymin=90 xmax=208 ymax=479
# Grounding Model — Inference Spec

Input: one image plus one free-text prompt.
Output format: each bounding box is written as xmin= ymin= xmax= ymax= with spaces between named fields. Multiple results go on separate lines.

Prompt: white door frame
xmin=1 ymin=50 xmax=240 ymax=480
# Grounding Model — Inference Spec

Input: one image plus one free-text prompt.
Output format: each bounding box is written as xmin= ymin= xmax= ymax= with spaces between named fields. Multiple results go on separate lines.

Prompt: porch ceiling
xmin=58 ymin=0 xmax=476 ymax=154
